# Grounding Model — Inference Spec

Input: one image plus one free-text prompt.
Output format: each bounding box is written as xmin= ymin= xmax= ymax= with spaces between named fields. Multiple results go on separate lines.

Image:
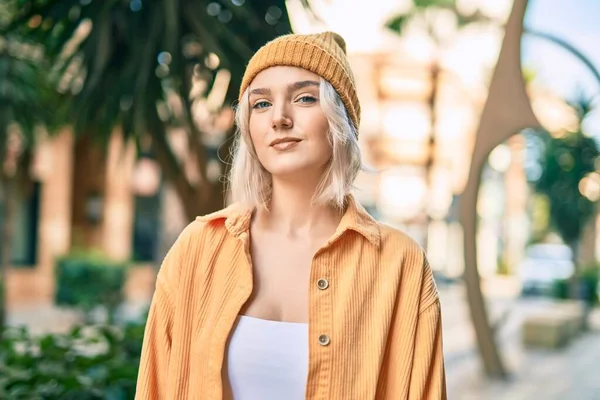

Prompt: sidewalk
xmin=446 ymin=329 xmax=600 ymax=400
xmin=440 ymin=282 xmax=600 ymax=400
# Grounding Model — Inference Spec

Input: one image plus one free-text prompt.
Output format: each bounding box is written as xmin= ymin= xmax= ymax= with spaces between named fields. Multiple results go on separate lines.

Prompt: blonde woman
xmin=136 ymin=31 xmax=446 ymax=400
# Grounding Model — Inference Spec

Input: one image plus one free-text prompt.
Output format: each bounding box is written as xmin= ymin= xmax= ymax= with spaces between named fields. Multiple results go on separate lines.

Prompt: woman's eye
xmin=252 ymin=101 xmax=271 ymax=109
xmin=297 ymin=95 xmax=317 ymax=104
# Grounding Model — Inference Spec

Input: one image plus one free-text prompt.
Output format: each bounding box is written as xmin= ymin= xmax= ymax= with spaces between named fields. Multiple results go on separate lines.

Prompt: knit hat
xmin=239 ymin=31 xmax=361 ymax=132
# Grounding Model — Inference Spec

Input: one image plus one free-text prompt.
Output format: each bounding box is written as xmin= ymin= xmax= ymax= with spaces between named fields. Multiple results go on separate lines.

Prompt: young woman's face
xmin=248 ymin=66 xmax=331 ymax=181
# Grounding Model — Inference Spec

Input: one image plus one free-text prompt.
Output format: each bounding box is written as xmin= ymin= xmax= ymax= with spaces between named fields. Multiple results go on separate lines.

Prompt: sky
xmin=523 ymin=0 xmax=600 ymax=135
xmin=287 ymin=0 xmax=600 ymax=135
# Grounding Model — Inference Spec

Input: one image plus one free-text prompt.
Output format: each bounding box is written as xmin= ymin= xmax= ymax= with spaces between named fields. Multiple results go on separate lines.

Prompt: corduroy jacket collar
xmin=196 ymin=194 xmax=380 ymax=247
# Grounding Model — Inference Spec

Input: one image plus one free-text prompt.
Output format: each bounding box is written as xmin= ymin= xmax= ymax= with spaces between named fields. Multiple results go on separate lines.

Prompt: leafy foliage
xmin=386 ymin=14 xmax=409 ymax=35
xmin=0 ymin=0 xmax=61 ymax=164
xmin=529 ymin=98 xmax=600 ymax=302
xmin=0 ymin=319 xmax=146 ymax=399
xmin=0 ymin=0 xmax=65 ymax=334
xmin=55 ymin=252 xmax=129 ymax=320
xmin=385 ymin=0 xmax=494 ymax=41
xmin=8 ymin=0 xmax=300 ymax=142
xmin=6 ymin=0 xmax=308 ymax=217
xmin=534 ymin=122 xmax=599 ymax=244
xmin=552 ymin=263 xmax=599 ymax=304
xmin=0 ymin=44 xmax=55 ymax=153
xmin=413 ymin=0 xmax=455 ymax=8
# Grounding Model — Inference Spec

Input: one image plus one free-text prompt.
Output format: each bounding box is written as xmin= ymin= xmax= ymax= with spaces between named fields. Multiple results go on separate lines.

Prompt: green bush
xmin=552 ymin=264 xmax=599 ymax=305
xmin=0 ymin=317 xmax=147 ymax=399
xmin=580 ymin=264 xmax=599 ymax=304
xmin=55 ymin=252 xmax=129 ymax=320
xmin=551 ymin=279 xmax=569 ymax=300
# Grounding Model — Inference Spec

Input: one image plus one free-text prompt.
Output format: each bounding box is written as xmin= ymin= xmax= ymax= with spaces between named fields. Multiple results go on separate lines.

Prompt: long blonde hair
xmin=228 ymin=78 xmax=362 ymax=210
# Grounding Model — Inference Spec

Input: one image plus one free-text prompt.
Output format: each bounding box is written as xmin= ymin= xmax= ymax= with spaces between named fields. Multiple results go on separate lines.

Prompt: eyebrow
xmin=249 ymin=80 xmax=320 ymax=96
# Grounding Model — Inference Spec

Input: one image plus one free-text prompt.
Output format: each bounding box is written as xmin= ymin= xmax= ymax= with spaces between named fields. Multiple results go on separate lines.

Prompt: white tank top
xmin=225 ymin=315 xmax=309 ymax=399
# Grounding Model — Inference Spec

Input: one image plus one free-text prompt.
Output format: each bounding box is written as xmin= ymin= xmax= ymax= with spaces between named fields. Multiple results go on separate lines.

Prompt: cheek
xmin=248 ymin=115 xmax=267 ymax=147
xmin=313 ymin=118 xmax=332 ymax=158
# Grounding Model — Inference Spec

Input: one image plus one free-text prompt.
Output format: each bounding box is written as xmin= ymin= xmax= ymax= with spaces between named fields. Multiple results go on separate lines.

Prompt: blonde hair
xmin=228 ymin=77 xmax=362 ymax=210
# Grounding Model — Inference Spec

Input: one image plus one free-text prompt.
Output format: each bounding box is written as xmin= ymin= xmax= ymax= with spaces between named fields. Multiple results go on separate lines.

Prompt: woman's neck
xmin=254 ymin=178 xmax=342 ymax=239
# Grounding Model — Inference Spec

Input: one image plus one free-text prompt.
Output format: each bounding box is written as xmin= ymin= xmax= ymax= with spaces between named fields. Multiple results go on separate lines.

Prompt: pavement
xmin=439 ymin=279 xmax=600 ymax=400
xmin=7 ymin=276 xmax=600 ymax=400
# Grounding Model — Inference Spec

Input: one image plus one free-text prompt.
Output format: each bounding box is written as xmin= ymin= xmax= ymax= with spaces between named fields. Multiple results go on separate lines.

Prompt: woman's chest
xmin=241 ymin=235 xmax=324 ymax=322
xmin=179 ymin=234 xmax=408 ymax=328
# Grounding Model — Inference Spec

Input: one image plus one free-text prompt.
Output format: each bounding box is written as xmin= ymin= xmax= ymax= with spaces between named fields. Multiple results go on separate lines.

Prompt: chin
xmin=265 ymin=158 xmax=326 ymax=180
xmin=267 ymin=163 xmax=313 ymax=177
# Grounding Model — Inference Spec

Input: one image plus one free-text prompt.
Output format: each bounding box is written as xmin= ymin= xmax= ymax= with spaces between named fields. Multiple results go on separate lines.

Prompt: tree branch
xmin=178 ymin=63 xmax=210 ymax=190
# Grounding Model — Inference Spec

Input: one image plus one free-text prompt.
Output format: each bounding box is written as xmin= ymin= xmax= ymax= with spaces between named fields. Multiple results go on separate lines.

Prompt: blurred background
xmin=1 ymin=0 xmax=599 ymax=398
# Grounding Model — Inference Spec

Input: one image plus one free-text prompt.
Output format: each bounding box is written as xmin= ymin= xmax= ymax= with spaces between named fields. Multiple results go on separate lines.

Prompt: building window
xmin=0 ymin=181 xmax=40 ymax=266
xmin=131 ymin=189 xmax=162 ymax=263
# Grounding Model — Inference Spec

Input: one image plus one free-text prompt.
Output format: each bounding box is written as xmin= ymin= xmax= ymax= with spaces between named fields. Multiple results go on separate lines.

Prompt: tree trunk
xmin=0 ymin=174 xmax=15 ymax=338
xmin=568 ymin=239 xmax=580 ymax=300
xmin=149 ymin=121 xmax=234 ymax=222
xmin=189 ymin=131 xmax=234 ymax=218
xmin=568 ymin=238 xmax=593 ymax=331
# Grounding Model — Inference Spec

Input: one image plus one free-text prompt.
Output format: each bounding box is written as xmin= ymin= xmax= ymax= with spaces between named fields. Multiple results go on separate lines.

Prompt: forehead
xmin=249 ymin=66 xmax=321 ymax=90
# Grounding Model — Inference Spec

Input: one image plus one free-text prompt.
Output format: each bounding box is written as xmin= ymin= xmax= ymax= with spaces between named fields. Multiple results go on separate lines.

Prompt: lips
xmin=270 ymin=137 xmax=302 ymax=150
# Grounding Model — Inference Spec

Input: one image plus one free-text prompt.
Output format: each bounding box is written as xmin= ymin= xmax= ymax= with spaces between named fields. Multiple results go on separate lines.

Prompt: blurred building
xmin=289 ymin=0 xmax=513 ymax=276
xmin=5 ymin=0 xmax=512 ymax=306
xmin=8 ymin=0 xmax=597 ymax=307
xmin=6 ymin=128 xmax=172 ymax=307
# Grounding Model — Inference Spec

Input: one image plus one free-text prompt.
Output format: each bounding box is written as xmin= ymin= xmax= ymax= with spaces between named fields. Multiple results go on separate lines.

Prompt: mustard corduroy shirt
xmin=135 ymin=196 xmax=447 ymax=399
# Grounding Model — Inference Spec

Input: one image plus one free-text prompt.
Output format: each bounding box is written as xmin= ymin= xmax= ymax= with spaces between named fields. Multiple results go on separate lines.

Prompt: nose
xmin=271 ymin=102 xmax=293 ymax=130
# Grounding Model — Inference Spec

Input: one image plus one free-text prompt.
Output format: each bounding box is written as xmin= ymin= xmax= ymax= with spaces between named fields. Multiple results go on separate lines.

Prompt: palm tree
xmin=533 ymin=96 xmax=600 ymax=300
xmin=8 ymin=0 xmax=311 ymax=220
xmin=0 ymin=0 xmax=60 ymax=334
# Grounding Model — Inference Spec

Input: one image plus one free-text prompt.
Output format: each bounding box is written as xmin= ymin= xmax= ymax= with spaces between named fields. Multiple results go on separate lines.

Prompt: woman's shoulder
xmin=375 ymin=221 xmax=433 ymax=274
xmin=194 ymin=202 xmax=253 ymax=236
xmin=376 ymin=221 xmax=439 ymax=306
xmin=173 ymin=203 xmax=252 ymax=245
xmin=195 ymin=202 xmax=246 ymax=224
xmin=376 ymin=221 xmax=425 ymax=259
xmin=158 ymin=203 xmax=251 ymax=287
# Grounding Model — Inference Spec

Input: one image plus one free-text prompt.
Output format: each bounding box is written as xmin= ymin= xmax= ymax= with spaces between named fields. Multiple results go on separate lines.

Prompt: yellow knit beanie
xmin=239 ymin=31 xmax=361 ymax=132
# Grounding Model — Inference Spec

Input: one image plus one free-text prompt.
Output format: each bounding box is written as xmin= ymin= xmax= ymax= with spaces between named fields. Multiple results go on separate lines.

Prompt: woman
xmin=136 ymin=31 xmax=446 ymax=400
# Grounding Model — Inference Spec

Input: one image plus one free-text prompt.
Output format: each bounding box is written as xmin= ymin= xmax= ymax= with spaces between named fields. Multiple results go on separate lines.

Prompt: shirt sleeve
xmin=135 ymin=242 xmax=181 ymax=399
xmin=408 ymin=258 xmax=447 ymax=400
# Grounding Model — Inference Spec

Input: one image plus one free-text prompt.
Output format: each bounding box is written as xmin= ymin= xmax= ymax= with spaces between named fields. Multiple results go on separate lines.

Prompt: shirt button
xmin=318 ymin=334 xmax=330 ymax=346
xmin=317 ymin=278 xmax=329 ymax=290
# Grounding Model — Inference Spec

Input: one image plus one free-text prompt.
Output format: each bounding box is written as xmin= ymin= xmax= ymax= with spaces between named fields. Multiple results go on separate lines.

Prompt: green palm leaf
xmin=386 ymin=0 xmax=493 ymax=40
xmin=6 ymin=0 xmax=310 ymax=217
xmin=0 ymin=40 xmax=59 ymax=160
